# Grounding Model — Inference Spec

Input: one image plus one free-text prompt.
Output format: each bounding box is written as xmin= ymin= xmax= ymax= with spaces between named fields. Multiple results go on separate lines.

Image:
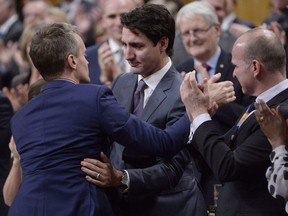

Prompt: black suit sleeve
xmin=192 ymin=118 xmax=271 ymax=182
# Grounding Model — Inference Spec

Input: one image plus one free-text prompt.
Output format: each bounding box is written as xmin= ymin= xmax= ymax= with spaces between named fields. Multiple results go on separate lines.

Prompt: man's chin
xmin=130 ymin=68 xmax=141 ymax=75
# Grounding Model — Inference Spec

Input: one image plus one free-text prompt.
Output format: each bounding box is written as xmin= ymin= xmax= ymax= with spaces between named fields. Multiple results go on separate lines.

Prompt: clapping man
xmin=181 ymin=27 xmax=288 ymax=216
xmin=81 ymin=3 xmax=237 ymax=216
xmin=86 ymin=0 xmax=136 ymax=86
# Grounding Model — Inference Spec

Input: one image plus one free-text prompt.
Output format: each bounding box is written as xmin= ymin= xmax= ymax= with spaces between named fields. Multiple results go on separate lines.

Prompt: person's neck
xmin=257 ymin=74 xmax=286 ymax=95
xmin=55 ymin=76 xmax=78 ymax=84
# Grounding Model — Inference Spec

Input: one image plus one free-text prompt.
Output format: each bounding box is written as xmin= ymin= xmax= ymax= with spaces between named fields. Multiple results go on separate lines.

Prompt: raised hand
xmin=207 ymin=73 xmax=236 ymax=107
xmin=180 ymin=71 xmax=210 ymax=121
xmin=255 ymin=99 xmax=288 ymax=149
xmin=98 ymin=42 xmax=122 ymax=87
xmin=195 ymin=64 xmax=236 ymax=107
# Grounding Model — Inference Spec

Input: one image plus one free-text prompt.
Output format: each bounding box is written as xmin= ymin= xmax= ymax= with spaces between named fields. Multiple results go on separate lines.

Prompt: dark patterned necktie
xmin=202 ymin=62 xmax=211 ymax=72
xmin=133 ymin=79 xmax=147 ymax=117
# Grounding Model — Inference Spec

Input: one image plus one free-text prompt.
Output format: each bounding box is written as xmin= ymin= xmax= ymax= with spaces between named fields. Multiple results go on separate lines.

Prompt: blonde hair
xmin=19 ymin=21 xmax=46 ymax=62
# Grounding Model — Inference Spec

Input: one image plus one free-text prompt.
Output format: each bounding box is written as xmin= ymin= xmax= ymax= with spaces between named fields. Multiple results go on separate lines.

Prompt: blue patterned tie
xmin=133 ymin=79 xmax=147 ymax=117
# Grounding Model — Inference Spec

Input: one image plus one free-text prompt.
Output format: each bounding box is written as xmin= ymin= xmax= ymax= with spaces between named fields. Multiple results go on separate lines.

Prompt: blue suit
xmin=9 ymin=80 xmax=189 ymax=216
xmin=86 ymin=43 xmax=102 ymax=85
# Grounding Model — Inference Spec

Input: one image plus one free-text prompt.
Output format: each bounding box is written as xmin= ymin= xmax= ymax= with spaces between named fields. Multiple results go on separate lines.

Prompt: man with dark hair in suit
xmin=0 ymin=93 xmax=13 ymax=216
xmin=81 ymin=4 xmax=208 ymax=216
xmin=181 ymin=27 xmax=288 ymax=216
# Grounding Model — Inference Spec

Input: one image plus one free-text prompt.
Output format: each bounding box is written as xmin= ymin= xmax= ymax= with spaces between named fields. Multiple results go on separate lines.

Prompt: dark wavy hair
xmin=121 ymin=4 xmax=175 ymax=57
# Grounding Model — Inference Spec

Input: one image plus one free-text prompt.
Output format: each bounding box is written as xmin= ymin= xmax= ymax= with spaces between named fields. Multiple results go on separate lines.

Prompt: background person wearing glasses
xmin=175 ymin=1 xmax=254 ymax=211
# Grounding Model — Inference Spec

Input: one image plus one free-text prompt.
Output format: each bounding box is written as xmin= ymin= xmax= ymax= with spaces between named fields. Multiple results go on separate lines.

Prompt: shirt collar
xmin=0 ymin=15 xmax=18 ymax=35
xmin=194 ymin=46 xmax=221 ymax=70
xmin=256 ymin=79 xmax=288 ymax=103
xmin=108 ymin=38 xmax=122 ymax=53
xmin=138 ymin=58 xmax=172 ymax=91
xmin=222 ymin=13 xmax=236 ymax=31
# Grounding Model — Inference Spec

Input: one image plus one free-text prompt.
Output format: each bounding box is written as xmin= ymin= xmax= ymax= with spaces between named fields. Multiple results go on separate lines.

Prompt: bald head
xmin=234 ymin=27 xmax=286 ymax=75
xmin=102 ymin=0 xmax=136 ymax=44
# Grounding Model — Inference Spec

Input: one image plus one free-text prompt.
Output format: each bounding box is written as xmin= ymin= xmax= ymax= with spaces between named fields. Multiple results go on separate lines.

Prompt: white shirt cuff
xmin=189 ymin=113 xmax=211 ymax=141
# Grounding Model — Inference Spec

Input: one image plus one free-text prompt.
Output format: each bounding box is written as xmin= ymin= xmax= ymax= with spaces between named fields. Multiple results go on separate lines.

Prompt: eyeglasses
xmin=180 ymin=24 xmax=215 ymax=38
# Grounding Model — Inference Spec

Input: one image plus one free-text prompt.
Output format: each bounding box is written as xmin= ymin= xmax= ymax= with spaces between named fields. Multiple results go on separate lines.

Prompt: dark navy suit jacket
xmin=9 ymin=80 xmax=189 ymax=216
xmin=86 ymin=43 xmax=103 ymax=85
xmin=0 ymin=93 xmax=13 ymax=216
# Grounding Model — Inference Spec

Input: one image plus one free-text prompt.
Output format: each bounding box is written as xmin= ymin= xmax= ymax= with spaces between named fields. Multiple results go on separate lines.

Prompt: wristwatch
xmin=120 ymin=170 xmax=129 ymax=191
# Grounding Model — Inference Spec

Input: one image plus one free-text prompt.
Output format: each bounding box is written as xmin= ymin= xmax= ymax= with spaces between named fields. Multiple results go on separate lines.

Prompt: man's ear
xmin=214 ymin=23 xmax=221 ymax=37
xmin=67 ymin=54 xmax=77 ymax=69
xmin=252 ymin=59 xmax=261 ymax=78
xmin=159 ymin=36 xmax=169 ymax=52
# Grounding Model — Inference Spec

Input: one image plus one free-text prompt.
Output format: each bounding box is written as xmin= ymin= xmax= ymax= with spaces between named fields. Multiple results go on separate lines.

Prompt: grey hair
xmin=175 ymin=1 xmax=219 ymax=30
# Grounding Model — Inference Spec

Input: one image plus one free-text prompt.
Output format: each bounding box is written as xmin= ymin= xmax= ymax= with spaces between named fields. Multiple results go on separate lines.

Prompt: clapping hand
xmin=255 ymin=99 xmax=288 ymax=149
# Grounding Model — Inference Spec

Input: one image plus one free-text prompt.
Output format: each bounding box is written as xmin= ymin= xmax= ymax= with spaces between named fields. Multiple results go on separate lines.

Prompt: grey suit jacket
xmin=111 ymin=67 xmax=206 ymax=216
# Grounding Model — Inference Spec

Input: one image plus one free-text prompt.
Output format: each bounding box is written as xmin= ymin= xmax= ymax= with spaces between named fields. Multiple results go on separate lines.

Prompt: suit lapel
xmin=215 ymin=51 xmax=233 ymax=82
xmin=120 ymin=75 xmax=138 ymax=112
xmin=229 ymin=87 xmax=288 ymax=148
xmin=142 ymin=68 xmax=176 ymax=121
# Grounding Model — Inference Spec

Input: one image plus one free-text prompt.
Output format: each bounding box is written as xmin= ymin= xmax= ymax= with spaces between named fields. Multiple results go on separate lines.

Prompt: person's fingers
xmin=85 ymin=175 xmax=104 ymax=186
xmin=195 ymin=64 xmax=209 ymax=81
xmin=180 ymin=71 xmax=193 ymax=95
xmin=100 ymin=152 xmax=110 ymax=163
xmin=188 ymin=70 xmax=199 ymax=91
xmin=208 ymin=73 xmax=221 ymax=84
xmin=82 ymin=158 xmax=105 ymax=170
xmin=81 ymin=165 xmax=101 ymax=179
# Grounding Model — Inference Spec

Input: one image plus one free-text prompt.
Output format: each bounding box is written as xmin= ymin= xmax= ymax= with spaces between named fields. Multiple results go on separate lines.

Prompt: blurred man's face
xmin=272 ymin=0 xmax=288 ymax=12
xmin=23 ymin=1 xmax=48 ymax=26
xmin=179 ymin=15 xmax=220 ymax=62
xmin=102 ymin=0 xmax=135 ymax=44
xmin=0 ymin=0 xmax=11 ymax=26
xmin=201 ymin=0 xmax=226 ymax=23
